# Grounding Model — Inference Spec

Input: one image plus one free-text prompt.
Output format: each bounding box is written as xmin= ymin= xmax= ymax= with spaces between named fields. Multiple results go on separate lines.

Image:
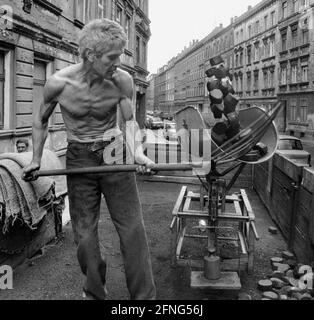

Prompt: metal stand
xmin=170 ymin=170 xmax=259 ymax=291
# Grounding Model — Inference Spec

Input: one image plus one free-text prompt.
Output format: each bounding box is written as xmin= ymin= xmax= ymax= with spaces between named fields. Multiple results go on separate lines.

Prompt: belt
xmin=68 ymin=139 xmax=115 ymax=152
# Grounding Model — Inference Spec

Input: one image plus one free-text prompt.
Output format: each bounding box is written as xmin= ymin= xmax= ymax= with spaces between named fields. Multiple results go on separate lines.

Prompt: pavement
xmin=0 ymin=178 xmax=288 ymax=300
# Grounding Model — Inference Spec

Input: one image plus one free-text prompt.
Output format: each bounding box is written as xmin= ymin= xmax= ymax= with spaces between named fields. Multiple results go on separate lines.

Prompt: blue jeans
xmin=66 ymin=141 xmax=156 ymax=300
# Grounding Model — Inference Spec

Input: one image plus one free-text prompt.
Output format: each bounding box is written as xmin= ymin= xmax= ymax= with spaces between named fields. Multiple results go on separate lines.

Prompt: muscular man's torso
xmin=54 ymin=64 xmax=125 ymax=142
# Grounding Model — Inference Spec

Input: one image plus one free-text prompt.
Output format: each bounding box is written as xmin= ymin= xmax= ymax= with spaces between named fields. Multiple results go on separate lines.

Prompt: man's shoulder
xmin=112 ymin=68 xmax=133 ymax=97
xmin=114 ymin=68 xmax=133 ymax=84
xmin=45 ymin=64 xmax=80 ymax=97
xmin=52 ymin=63 xmax=80 ymax=83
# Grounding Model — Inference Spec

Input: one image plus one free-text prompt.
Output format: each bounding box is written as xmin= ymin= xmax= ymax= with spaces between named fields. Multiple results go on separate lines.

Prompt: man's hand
xmin=135 ymin=153 xmax=155 ymax=175
xmin=22 ymin=162 xmax=40 ymax=182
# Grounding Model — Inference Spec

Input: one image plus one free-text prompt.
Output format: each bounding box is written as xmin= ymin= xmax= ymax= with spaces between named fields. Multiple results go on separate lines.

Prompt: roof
xmin=279 ymin=135 xmax=301 ymax=141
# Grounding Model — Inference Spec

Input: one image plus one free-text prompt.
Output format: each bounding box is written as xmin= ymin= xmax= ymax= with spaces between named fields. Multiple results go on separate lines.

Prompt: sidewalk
xmin=0 ymin=179 xmax=287 ymax=300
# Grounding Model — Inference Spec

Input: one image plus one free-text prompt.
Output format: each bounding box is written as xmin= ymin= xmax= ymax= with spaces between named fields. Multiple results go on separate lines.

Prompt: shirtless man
xmin=23 ymin=19 xmax=156 ymax=300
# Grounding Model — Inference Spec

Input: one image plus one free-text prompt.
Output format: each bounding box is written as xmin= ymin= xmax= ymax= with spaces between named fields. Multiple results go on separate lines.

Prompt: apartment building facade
xmin=154 ymin=0 xmax=314 ymax=137
xmin=233 ymin=0 xmax=278 ymax=111
xmin=173 ymin=40 xmax=206 ymax=114
xmin=276 ymin=0 xmax=314 ymax=136
xmin=0 ymin=0 xmax=150 ymax=158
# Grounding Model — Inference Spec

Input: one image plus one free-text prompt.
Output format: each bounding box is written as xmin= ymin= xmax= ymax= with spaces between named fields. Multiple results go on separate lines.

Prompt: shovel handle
xmin=37 ymin=163 xmax=203 ymax=177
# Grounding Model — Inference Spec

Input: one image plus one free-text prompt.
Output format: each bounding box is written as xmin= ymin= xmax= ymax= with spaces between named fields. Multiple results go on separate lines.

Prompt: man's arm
xmin=113 ymin=70 xmax=154 ymax=167
xmin=23 ymin=75 xmax=65 ymax=180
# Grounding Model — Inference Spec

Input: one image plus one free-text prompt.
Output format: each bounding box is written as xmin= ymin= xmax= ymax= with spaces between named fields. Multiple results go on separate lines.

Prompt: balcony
xmin=289 ymin=83 xmax=299 ymax=91
xmin=261 ymin=55 xmax=276 ymax=63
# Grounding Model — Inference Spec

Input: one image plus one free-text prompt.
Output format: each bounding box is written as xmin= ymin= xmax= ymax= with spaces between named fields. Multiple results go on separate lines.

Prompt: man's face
xmin=92 ymin=45 xmax=124 ymax=79
xmin=17 ymin=143 xmax=27 ymax=153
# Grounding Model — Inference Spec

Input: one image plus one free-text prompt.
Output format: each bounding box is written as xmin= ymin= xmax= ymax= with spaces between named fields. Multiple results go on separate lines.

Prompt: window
xmin=116 ymin=5 xmax=122 ymax=23
xmin=269 ymin=38 xmax=275 ymax=56
xmin=254 ymin=43 xmax=259 ymax=61
xmin=76 ymin=0 xmax=91 ymax=23
xmin=300 ymin=0 xmax=309 ymax=8
xmin=247 ymin=72 xmax=252 ymax=90
xmin=263 ymin=70 xmax=268 ymax=88
xmin=136 ymin=36 xmax=140 ymax=64
xmin=33 ymin=60 xmax=47 ymax=112
xmin=254 ymin=71 xmax=259 ymax=90
xmin=263 ymin=39 xmax=269 ymax=58
xmin=302 ymin=28 xmax=309 ymax=45
xmin=282 ymin=1 xmax=287 ymax=19
xmin=234 ymin=76 xmax=238 ymax=92
xmin=248 ymin=25 xmax=252 ymax=38
xmin=290 ymin=100 xmax=297 ymax=121
xmin=247 ymin=46 xmax=252 ymax=64
xmin=264 ymin=15 xmax=268 ymax=30
xmin=278 ymin=138 xmax=302 ymax=150
xmin=142 ymin=41 xmax=147 ymax=65
xmin=293 ymin=0 xmax=298 ymax=12
xmin=301 ymin=64 xmax=308 ymax=82
xmin=255 ymin=20 xmax=260 ymax=34
xmin=291 ymin=25 xmax=298 ymax=48
xmin=280 ymin=65 xmax=287 ymax=84
xmin=291 ymin=64 xmax=298 ymax=83
xmin=0 ymin=52 xmax=4 ymax=129
xmin=300 ymin=102 xmax=308 ymax=122
xmin=281 ymin=32 xmax=287 ymax=51
xmin=240 ymin=76 xmax=244 ymax=92
xmin=269 ymin=70 xmax=274 ymax=87
xmin=97 ymin=0 xmax=107 ymax=18
xmin=240 ymin=52 xmax=243 ymax=66
xmin=271 ymin=11 xmax=275 ymax=26
xmin=125 ymin=14 xmax=131 ymax=44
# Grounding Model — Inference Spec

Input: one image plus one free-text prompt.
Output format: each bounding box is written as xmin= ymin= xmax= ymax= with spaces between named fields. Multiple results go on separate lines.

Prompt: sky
xmin=148 ymin=0 xmax=262 ymax=74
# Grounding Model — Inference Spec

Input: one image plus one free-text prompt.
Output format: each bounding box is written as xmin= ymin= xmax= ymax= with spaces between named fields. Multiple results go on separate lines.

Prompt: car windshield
xmin=278 ymin=139 xmax=303 ymax=151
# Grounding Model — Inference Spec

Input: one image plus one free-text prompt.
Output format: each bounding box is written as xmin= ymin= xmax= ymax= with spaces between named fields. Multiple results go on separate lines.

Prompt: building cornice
xmin=12 ymin=15 xmax=78 ymax=55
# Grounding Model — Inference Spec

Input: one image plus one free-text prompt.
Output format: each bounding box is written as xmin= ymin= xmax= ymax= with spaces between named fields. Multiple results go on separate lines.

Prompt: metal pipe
xmin=37 ymin=163 xmax=203 ymax=177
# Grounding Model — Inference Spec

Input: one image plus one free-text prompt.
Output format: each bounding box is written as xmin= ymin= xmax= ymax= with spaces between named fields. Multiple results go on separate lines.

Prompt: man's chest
xmin=58 ymin=80 xmax=122 ymax=116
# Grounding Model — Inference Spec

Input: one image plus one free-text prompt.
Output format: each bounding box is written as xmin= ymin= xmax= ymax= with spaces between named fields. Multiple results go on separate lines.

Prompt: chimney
xmin=220 ymin=23 xmax=223 ymax=28
xmin=248 ymin=5 xmax=252 ymax=11
xmin=231 ymin=17 xmax=234 ymax=24
xmin=234 ymin=16 xmax=238 ymax=21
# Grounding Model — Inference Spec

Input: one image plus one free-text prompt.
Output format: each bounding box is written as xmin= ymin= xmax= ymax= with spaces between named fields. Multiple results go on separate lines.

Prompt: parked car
xmin=150 ymin=117 xmax=164 ymax=130
xmin=145 ymin=116 xmax=163 ymax=130
xmin=163 ymin=122 xmax=177 ymax=141
xmin=276 ymin=135 xmax=311 ymax=166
